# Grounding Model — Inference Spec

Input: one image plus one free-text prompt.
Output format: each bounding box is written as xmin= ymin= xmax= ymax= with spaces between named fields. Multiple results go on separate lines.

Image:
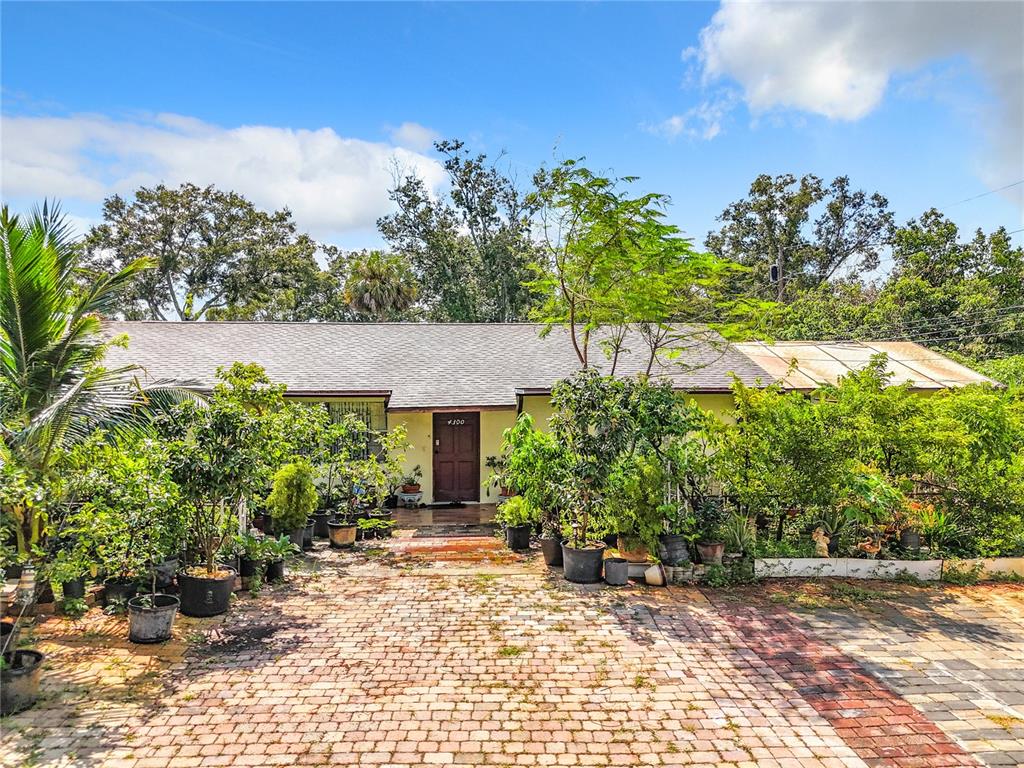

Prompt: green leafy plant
xmin=722 ymin=513 xmax=756 ymax=555
xmin=694 ymin=498 xmax=727 ymax=544
xmin=266 ymin=460 xmax=319 ymax=533
xmin=59 ymin=596 xmax=88 ymax=618
xmin=263 ymin=534 xmax=300 ymax=561
xmin=500 ymin=414 xmax=570 ymax=537
xmin=495 ymin=496 xmax=538 ymax=528
xmin=942 ymin=560 xmax=983 ymax=585
xmin=401 ymin=465 xmax=423 ymax=488
xmin=605 ymin=453 xmax=665 ymax=554
xmin=356 ymin=518 xmax=394 ymax=539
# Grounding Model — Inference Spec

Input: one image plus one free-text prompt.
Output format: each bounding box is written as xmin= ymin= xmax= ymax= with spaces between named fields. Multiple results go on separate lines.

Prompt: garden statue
xmin=812 ymin=527 xmax=830 ymax=558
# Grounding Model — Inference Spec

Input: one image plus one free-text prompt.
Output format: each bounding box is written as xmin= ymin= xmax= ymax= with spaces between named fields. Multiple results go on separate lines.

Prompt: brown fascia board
xmin=386 ymin=404 xmax=517 ymax=413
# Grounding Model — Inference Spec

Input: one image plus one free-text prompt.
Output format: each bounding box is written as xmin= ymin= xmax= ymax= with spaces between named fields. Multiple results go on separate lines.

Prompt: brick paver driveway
xmin=2 ymin=544 xmax=1023 ymax=768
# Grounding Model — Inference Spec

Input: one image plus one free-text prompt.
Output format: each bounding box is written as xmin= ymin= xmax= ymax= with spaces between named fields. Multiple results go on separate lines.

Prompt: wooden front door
xmin=432 ymin=412 xmax=480 ymax=502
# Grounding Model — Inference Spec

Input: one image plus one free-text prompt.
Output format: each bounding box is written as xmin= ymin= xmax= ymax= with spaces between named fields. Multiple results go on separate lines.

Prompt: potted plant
xmin=603 ymin=552 xmax=629 ymax=586
xmin=658 ymin=503 xmax=695 ymax=566
xmin=606 ymin=453 xmax=664 ymax=564
xmin=499 ymin=415 xmax=569 ymax=567
xmin=48 ymin=548 xmax=90 ymax=602
xmin=127 ymin=525 xmax=180 ymax=645
xmin=484 ymin=455 xmax=511 ymax=497
xmin=814 ymin=507 xmax=847 ymax=556
xmin=722 ymin=512 xmax=755 ymax=562
xmin=694 ymin=498 xmax=727 ymax=565
xmin=263 ymin=535 xmax=298 ymax=583
xmin=495 ymin=496 xmax=536 ymax=551
xmin=233 ymin=531 xmax=267 ymax=590
xmin=401 ymin=465 xmax=423 ymax=494
xmin=266 ymin=461 xmax=319 ymax=547
xmin=1 ymin=647 xmax=44 ymax=717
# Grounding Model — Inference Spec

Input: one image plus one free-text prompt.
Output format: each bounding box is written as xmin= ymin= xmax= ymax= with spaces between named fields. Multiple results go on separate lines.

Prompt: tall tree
xmin=378 ymin=139 xmax=541 ymax=322
xmin=82 ymin=184 xmax=336 ymax=321
xmin=706 ymin=174 xmax=893 ymax=301
xmin=1 ymin=203 xmax=194 ymax=558
xmin=344 ymin=250 xmax=419 ymax=321
xmin=529 ymin=159 xmax=757 ymax=371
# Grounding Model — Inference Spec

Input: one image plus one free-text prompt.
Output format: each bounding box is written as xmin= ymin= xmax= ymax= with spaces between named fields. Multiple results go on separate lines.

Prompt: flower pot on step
xmin=505 ymin=524 xmax=531 ymax=551
xmin=177 ymin=566 xmax=236 ymax=617
xmin=604 ymin=557 xmax=629 ymax=586
xmin=561 ymin=542 xmax=606 ymax=584
xmin=127 ymin=594 xmax=179 ymax=644
xmin=540 ymin=537 xmax=563 ymax=567
xmin=696 ymin=541 xmax=724 ymax=566
xmin=1 ymin=650 xmax=44 ymax=716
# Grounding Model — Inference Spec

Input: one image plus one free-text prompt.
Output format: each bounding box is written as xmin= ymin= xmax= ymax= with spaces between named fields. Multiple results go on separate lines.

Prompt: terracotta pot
xmin=401 ymin=484 xmax=421 ymax=494
xmin=696 ymin=541 xmax=724 ymax=566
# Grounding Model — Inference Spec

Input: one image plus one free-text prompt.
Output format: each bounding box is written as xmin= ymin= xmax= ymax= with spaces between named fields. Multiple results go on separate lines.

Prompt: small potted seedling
xmin=234 ymin=531 xmax=267 ymax=590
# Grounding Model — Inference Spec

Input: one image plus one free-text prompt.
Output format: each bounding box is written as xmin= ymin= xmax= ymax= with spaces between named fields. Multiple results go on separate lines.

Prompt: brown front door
xmin=432 ymin=412 xmax=480 ymax=502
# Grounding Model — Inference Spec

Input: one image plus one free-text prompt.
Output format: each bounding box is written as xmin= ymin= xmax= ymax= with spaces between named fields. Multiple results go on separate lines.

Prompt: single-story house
xmin=102 ymin=322 xmax=993 ymax=504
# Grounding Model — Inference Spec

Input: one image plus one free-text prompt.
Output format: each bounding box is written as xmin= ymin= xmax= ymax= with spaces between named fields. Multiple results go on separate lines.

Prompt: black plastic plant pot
xmin=313 ymin=512 xmax=332 ymax=539
xmin=604 ymin=557 xmax=629 ymax=586
xmin=102 ymin=579 xmax=138 ymax=607
xmin=177 ymin=567 xmax=236 ymax=617
xmin=657 ymin=534 xmax=691 ymax=567
xmin=288 ymin=527 xmax=304 ymax=549
xmin=539 ymin=537 xmax=563 ymax=567
xmin=1 ymin=650 xmax=44 ymax=717
xmin=561 ymin=542 xmax=607 ymax=584
xmin=238 ymin=557 xmax=258 ymax=579
xmin=900 ymin=529 xmax=921 ymax=550
xmin=303 ymin=520 xmax=315 ymax=551
xmin=1 ymin=620 xmax=17 ymax=654
xmin=327 ymin=521 xmax=357 ymax=548
xmin=127 ymin=594 xmax=179 ymax=644
xmin=265 ymin=559 xmax=285 ymax=583
xmin=61 ymin=578 xmax=86 ymax=600
xmin=153 ymin=558 xmax=179 ymax=590
xmin=505 ymin=524 xmax=532 ymax=551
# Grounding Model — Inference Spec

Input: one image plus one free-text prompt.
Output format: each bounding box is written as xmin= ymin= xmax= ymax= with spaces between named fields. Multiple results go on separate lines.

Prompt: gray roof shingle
xmin=102 ymin=321 xmax=774 ymax=409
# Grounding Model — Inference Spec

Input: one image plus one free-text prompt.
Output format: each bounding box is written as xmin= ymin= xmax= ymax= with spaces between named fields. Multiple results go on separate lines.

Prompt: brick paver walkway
xmin=2 ymin=545 xmax=1022 ymax=767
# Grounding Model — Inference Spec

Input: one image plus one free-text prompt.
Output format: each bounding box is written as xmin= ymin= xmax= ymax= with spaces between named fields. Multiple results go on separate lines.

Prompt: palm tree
xmin=1 ymin=202 xmax=193 ymax=557
xmin=344 ymin=250 xmax=419 ymax=321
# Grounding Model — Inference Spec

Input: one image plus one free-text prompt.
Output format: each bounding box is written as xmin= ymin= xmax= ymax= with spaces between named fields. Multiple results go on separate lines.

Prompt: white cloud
xmin=694 ymin=0 xmax=1023 ymax=207
xmin=0 ymin=112 xmax=447 ymax=238
xmin=645 ymin=94 xmax=736 ymax=141
xmin=388 ymin=121 xmax=441 ymax=152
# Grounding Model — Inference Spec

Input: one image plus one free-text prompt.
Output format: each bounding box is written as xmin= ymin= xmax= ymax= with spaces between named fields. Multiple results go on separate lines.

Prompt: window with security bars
xmin=327 ymin=401 xmax=387 ymax=458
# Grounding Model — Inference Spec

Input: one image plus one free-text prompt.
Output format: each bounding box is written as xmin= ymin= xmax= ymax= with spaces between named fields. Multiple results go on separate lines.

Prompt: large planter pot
xmin=127 ymin=594 xmax=179 ymax=644
xmin=505 ymin=524 xmax=532 ymax=551
xmin=561 ymin=542 xmax=607 ymax=584
xmin=327 ymin=521 xmax=357 ymax=548
xmin=604 ymin=557 xmax=629 ymax=586
xmin=1 ymin=620 xmax=17 ymax=653
xmin=102 ymin=579 xmax=137 ymax=607
xmin=900 ymin=529 xmax=921 ymax=550
xmin=265 ymin=559 xmax=285 ymax=583
xmin=4 ymin=564 xmax=24 ymax=581
xmin=696 ymin=541 xmax=725 ymax=566
xmin=539 ymin=537 xmax=564 ymax=567
xmin=238 ymin=557 xmax=260 ymax=589
xmin=177 ymin=567 xmax=236 ymax=617
xmin=658 ymin=534 xmax=691 ymax=567
xmin=61 ymin=577 xmax=86 ymax=600
xmin=312 ymin=512 xmax=332 ymax=539
xmin=616 ymin=537 xmax=649 ymax=563
xmin=153 ymin=558 xmax=179 ymax=590
xmin=1 ymin=649 xmax=44 ymax=716
xmin=288 ymin=527 xmax=305 ymax=549
xmin=302 ymin=519 xmax=315 ymax=551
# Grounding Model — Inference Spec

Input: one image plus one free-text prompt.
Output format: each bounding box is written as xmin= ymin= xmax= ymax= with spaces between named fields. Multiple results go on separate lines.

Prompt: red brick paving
xmin=3 ymin=547 xmax=1019 ymax=767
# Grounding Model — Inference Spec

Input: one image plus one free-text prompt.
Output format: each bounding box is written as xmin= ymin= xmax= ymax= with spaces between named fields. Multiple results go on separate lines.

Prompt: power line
xmin=941 ymin=179 xmax=1024 ymax=209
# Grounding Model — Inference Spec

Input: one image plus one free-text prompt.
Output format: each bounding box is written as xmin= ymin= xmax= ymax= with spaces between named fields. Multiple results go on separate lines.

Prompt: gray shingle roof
xmin=102 ymin=321 xmax=773 ymax=409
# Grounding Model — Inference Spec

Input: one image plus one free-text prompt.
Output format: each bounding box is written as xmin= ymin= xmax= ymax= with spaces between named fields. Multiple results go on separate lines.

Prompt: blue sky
xmin=2 ymin=1 xmax=1021 ymax=257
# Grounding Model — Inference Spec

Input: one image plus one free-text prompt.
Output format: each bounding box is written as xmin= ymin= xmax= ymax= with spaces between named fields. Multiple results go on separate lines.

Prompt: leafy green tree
xmin=1 ymin=203 xmax=192 ymax=561
xmin=344 ymin=250 xmax=419 ymax=321
xmin=706 ymin=174 xmax=893 ymax=301
xmin=83 ymin=183 xmax=339 ymax=321
xmin=529 ymin=159 xmax=757 ymax=371
xmin=265 ymin=460 xmax=319 ymax=533
xmin=378 ymin=139 xmax=541 ymax=322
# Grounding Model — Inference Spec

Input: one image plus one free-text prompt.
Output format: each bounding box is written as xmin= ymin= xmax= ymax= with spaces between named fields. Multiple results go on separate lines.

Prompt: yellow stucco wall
xmin=386 ymin=411 xmax=435 ymax=500
xmin=520 ymin=395 xmax=556 ymax=432
xmin=480 ymin=409 xmax=519 ymax=499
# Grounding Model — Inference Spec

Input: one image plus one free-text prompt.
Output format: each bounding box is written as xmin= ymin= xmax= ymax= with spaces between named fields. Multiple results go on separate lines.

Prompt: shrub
xmin=266 ymin=461 xmax=319 ymax=533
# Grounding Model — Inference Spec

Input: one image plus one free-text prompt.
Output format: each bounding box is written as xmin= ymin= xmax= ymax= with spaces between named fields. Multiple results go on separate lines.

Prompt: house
xmin=102 ymin=322 xmax=993 ymax=505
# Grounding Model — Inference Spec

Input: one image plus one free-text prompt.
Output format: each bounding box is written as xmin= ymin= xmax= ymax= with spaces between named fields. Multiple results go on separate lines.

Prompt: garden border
xmin=754 ymin=556 xmax=1024 ymax=581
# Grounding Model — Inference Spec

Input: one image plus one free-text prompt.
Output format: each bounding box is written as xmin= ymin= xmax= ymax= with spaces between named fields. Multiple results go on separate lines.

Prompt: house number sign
xmin=446 ymin=418 xmax=465 ymax=426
